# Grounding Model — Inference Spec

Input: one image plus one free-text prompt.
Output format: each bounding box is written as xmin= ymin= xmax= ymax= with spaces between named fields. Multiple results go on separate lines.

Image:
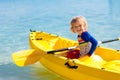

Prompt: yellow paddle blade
xmin=12 ymin=49 xmax=45 ymax=66
xmin=118 ymin=38 xmax=120 ymax=40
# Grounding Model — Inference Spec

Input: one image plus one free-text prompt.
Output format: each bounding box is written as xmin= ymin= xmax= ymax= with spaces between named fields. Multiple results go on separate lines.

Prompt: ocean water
xmin=0 ymin=0 xmax=120 ymax=80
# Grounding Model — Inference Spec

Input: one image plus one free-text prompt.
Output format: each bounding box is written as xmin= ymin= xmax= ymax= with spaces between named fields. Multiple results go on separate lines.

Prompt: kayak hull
xmin=29 ymin=31 xmax=120 ymax=80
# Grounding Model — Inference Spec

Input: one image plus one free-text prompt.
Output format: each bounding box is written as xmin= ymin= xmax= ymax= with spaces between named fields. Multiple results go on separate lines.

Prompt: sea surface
xmin=0 ymin=0 xmax=120 ymax=80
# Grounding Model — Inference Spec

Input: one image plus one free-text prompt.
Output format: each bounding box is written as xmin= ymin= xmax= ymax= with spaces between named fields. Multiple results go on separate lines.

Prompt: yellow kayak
xmin=28 ymin=31 xmax=120 ymax=80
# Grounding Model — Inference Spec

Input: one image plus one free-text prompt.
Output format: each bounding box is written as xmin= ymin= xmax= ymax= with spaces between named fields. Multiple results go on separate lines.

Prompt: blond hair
xmin=70 ymin=16 xmax=88 ymax=33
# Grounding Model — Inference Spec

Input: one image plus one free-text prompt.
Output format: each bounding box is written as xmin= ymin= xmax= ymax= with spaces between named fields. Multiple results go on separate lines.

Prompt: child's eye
xmin=74 ymin=26 xmax=78 ymax=28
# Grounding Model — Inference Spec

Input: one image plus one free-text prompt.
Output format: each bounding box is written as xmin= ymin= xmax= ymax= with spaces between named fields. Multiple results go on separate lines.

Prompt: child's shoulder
xmin=81 ymin=31 xmax=92 ymax=38
xmin=82 ymin=31 xmax=90 ymax=35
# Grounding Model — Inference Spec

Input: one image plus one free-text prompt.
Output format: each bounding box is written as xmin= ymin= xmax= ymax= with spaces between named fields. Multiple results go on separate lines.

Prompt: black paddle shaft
xmin=101 ymin=38 xmax=119 ymax=43
xmin=47 ymin=48 xmax=69 ymax=54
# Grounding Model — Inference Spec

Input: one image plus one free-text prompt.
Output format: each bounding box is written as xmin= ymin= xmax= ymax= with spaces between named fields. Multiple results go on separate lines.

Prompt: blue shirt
xmin=78 ymin=32 xmax=98 ymax=55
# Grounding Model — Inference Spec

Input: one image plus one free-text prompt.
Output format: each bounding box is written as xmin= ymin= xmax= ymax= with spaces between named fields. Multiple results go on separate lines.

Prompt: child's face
xmin=73 ymin=20 xmax=85 ymax=34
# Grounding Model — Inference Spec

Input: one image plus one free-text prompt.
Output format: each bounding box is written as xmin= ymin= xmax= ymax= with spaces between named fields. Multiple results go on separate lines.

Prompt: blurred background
xmin=0 ymin=0 xmax=120 ymax=80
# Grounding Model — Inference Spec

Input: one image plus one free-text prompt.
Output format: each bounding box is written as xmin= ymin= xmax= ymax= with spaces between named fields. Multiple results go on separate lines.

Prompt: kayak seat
xmin=53 ymin=37 xmax=78 ymax=50
xmin=36 ymin=35 xmax=59 ymax=51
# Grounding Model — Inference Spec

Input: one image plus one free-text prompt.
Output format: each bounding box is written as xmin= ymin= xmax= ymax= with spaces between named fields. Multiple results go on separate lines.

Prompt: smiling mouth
xmin=77 ymin=30 xmax=81 ymax=32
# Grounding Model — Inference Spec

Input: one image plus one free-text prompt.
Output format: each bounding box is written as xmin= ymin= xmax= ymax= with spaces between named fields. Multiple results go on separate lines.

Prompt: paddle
xmin=12 ymin=49 xmax=46 ymax=66
xmin=12 ymin=37 xmax=120 ymax=66
xmin=47 ymin=38 xmax=120 ymax=54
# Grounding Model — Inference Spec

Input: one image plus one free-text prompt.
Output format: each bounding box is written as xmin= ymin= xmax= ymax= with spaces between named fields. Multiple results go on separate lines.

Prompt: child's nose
xmin=77 ymin=26 xmax=81 ymax=29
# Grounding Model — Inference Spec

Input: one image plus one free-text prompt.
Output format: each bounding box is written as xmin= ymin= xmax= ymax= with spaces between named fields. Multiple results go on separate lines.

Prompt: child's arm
xmin=81 ymin=32 xmax=98 ymax=56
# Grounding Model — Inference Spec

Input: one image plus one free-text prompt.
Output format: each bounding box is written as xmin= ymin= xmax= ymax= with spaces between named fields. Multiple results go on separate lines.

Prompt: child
xmin=65 ymin=16 xmax=98 ymax=68
xmin=69 ymin=16 xmax=98 ymax=58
